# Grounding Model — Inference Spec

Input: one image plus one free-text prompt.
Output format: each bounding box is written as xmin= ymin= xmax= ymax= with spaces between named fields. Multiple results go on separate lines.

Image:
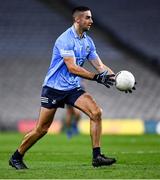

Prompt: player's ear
xmin=75 ymin=16 xmax=80 ymax=23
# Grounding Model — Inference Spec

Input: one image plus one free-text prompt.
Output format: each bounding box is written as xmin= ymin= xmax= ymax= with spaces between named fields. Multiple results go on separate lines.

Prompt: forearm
xmin=89 ymin=58 xmax=115 ymax=75
xmin=94 ymin=64 xmax=114 ymax=75
xmin=69 ymin=65 xmax=95 ymax=80
xmin=69 ymin=63 xmax=115 ymax=89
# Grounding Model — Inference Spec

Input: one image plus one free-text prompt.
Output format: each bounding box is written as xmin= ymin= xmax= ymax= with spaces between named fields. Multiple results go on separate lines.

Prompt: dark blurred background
xmin=0 ymin=0 xmax=160 ymax=132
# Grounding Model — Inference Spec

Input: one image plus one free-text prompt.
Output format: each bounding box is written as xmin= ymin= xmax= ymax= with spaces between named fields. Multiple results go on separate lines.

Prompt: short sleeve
xmin=55 ymin=36 xmax=75 ymax=58
xmin=87 ymin=38 xmax=99 ymax=60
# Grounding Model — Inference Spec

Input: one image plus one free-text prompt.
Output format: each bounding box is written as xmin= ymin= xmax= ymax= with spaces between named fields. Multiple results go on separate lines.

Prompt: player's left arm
xmin=89 ymin=56 xmax=115 ymax=75
xmin=88 ymin=57 xmax=115 ymax=88
xmin=87 ymin=37 xmax=115 ymax=75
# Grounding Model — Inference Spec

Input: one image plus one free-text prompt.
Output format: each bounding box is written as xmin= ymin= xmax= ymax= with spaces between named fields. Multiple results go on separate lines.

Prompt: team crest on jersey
xmin=86 ymin=46 xmax=90 ymax=52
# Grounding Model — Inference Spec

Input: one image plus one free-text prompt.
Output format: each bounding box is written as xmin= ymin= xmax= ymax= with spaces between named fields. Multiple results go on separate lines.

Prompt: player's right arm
xmin=63 ymin=56 xmax=95 ymax=80
xmin=63 ymin=56 xmax=115 ymax=88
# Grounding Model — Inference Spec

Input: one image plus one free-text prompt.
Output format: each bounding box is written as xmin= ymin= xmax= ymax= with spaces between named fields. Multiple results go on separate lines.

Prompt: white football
xmin=115 ymin=70 xmax=135 ymax=91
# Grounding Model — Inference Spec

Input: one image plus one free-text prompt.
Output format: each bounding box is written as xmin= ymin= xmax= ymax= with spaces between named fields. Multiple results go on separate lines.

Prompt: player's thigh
xmin=74 ymin=92 xmax=101 ymax=118
xmin=36 ymin=107 xmax=57 ymax=130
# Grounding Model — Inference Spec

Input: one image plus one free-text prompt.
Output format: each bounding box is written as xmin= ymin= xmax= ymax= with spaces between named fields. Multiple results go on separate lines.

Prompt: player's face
xmin=78 ymin=10 xmax=93 ymax=32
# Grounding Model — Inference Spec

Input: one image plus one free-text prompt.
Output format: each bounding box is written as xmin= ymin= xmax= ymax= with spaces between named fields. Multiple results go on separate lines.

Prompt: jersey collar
xmin=71 ymin=25 xmax=86 ymax=39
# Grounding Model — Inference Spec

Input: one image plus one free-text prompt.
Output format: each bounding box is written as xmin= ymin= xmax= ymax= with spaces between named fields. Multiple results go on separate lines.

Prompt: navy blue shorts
xmin=41 ymin=86 xmax=85 ymax=109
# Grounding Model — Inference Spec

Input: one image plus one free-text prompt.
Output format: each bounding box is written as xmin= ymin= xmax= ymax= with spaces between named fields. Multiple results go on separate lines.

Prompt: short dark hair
xmin=72 ymin=6 xmax=91 ymax=15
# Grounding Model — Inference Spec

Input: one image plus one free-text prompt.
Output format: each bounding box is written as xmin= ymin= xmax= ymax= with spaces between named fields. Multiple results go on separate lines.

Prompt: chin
xmin=83 ymin=27 xmax=90 ymax=32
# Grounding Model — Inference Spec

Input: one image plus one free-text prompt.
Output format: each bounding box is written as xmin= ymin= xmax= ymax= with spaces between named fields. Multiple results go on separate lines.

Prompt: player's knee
xmin=91 ymin=107 xmax=102 ymax=121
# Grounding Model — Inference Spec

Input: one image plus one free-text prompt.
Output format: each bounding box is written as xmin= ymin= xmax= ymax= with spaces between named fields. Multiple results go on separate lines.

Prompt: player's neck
xmin=73 ymin=24 xmax=84 ymax=38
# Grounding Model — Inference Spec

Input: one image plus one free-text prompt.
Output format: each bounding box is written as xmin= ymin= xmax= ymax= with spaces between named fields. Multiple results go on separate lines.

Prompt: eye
xmin=86 ymin=16 xmax=92 ymax=20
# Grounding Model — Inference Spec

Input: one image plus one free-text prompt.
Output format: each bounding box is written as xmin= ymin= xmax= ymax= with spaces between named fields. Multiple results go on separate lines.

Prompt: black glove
xmin=93 ymin=71 xmax=115 ymax=88
xmin=125 ymin=82 xmax=137 ymax=93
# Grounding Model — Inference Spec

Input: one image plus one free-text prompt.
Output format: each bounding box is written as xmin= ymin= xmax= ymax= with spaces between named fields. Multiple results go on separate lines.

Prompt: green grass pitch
xmin=0 ymin=133 xmax=160 ymax=179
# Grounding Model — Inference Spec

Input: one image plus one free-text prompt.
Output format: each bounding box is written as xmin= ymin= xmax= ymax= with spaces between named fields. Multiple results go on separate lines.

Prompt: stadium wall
xmin=18 ymin=119 xmax=160 ymax=135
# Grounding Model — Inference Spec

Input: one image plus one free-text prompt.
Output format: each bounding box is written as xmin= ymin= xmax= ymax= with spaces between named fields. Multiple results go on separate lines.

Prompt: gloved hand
xmin=93 ymin=71 xmax=115 ymax=88
xmin=125 ymin=82 xmax=137 ymax=93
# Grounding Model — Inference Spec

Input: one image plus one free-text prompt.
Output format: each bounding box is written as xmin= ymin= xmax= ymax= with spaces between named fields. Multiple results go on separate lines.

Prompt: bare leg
xmin=74 ymin=93 xmax=116 ymax=167
xmin=74 ymin=93 xmax=102 ymax=148
xmin=18 ymin=107 xmax=57 ymax=155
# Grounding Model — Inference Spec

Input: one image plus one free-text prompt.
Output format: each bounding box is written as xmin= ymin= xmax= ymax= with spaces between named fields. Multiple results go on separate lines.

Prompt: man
xmin=9 ymin=6 xmax=117 ymax=170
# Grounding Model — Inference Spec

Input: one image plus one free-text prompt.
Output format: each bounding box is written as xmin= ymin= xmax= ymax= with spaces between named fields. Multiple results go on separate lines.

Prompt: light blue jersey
xmin=43 ymin=26 xmax=99 ymax=90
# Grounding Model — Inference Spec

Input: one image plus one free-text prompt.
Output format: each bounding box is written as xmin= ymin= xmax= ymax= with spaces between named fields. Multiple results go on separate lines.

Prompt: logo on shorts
xmin=52 ymin=99 xmax=56 ymax=104
xmin=41 ymin=97 xmax=48 ymax=103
